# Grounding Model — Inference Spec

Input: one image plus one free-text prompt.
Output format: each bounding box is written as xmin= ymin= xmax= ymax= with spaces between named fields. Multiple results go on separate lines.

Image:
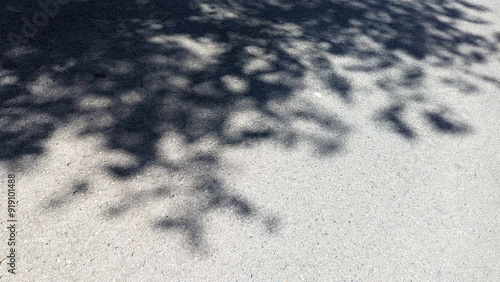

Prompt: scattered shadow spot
xmin=425 ymin=112 xmax=469 ymax=133
xmin=192 ymin=154 xmax=218 ymax=164
xmin=315 ymin=141 xmax=340 ymax=155
xmin=469 ymin=51 xmax=485 ymax=63
xmin=411 ymin=94 xmax=426 ymax=102
xmin=196 ymin=178 xmax=225 ymax=208
xmin=155 ymin=217 xmax=203 ymax=248
xmin=441 ymin=77 xmax=479 ymax=93
xmin=478 ymin=74 xmax=500 ymax=88
xmin=495 ymin=32 xmax=500 ymax=42
xmin=105 ymin=186 xmax=171 ymax=217
xmin=457 ymin=0 xmax=490 ymax=12
xmin=379 ymin=105 xmax=415 ymax=139
xmin=108 ymin=165 xmax=142 ymax=178
xmin=402 ymin=67 xmax=424 ymax=87
xmin=72 ymin=182 xmax=89 ymax=194
xmin=47 ymin=181 xmax=89 ymax=208
xmin=328 ymin=74 xmax=351 ymax=101
xmin=312 ymin=56 xmax=331 ymax=69
xmin=227 ymin=196 xmax=252 ymax=216
xmin=263 ymin=217 xmax=281 ymax=233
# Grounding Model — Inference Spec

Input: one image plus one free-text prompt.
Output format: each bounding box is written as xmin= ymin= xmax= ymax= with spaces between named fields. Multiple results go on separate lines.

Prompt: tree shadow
xmin=1 ymin=0 xmax=498 ymax=250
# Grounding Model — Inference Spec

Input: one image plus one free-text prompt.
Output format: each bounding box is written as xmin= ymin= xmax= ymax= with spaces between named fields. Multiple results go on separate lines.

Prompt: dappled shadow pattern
xmin=1 ymin=0 xmax=498 ymax=248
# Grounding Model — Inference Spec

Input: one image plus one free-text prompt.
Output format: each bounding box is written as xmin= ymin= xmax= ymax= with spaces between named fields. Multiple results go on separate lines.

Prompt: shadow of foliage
xmin=1 ymin=0 xmax=498 ymax=248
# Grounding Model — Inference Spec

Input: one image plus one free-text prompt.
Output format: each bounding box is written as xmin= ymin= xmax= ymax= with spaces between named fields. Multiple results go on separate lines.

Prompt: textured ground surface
xmin=1 ymin=0 xmax=499 ymax=280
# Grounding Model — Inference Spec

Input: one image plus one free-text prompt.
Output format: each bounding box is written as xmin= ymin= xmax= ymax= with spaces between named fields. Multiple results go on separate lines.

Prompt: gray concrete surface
xmin=1 ymin=0 xmax=499 ymax=280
